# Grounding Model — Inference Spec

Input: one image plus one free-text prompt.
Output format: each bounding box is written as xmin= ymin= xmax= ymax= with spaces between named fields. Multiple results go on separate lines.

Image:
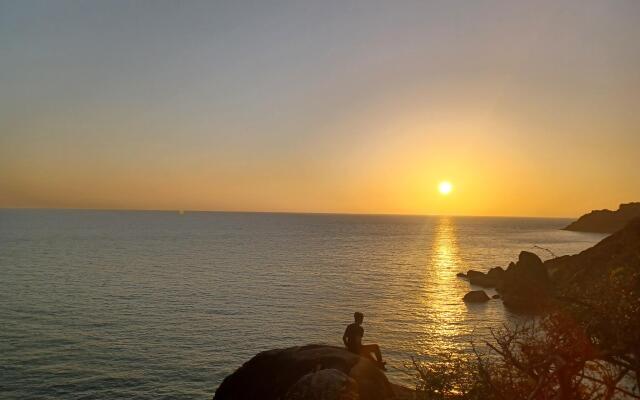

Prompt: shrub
xmin=410 ymin=313 xmax=638 ymax=399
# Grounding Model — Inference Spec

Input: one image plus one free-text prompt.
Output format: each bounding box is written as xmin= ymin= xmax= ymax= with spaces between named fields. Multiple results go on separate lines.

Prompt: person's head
xmin=354 ymin=312 xmax=364 ymax=325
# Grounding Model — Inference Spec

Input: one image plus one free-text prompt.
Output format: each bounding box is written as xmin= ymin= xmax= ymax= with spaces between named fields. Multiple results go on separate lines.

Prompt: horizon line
xmin=0 ymin=206 xmax=577 ymax=220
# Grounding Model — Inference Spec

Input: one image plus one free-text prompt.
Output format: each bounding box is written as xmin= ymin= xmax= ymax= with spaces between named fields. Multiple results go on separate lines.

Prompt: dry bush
xmin=410 ymin=313 xmax=639 ymax=399
xmin=408 ymin=352 xmax=485 ymax=400
xmin=476 ymin=314 xmax=638 ymax=400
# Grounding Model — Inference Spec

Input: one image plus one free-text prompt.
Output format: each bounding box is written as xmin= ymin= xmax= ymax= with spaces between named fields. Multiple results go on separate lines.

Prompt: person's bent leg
xmin=360 ymin=344 xmax=383 ymax=362
xmin=360 ymin=344 xmax=375 ymax=361
xmin=359 ymin=345 xmax=375 ymax=360
xmin=369 ymin=344 xmax=382 ymax=362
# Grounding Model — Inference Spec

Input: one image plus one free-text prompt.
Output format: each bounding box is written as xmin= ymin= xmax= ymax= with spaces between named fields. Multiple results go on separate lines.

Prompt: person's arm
xmin=342 ymin=326 xmax=350 ymax=347
xmin=355 ymin=327 xmax=363 ymax=346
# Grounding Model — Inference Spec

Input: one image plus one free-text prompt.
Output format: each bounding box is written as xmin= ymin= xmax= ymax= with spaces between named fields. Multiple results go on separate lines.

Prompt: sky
xmin=1 ymin=1 xmax=639 ymax=217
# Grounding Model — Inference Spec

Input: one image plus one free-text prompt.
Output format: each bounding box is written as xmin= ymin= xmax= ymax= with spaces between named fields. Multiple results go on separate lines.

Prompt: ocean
xmin=0 ymin=210 xmax=606 ymax=399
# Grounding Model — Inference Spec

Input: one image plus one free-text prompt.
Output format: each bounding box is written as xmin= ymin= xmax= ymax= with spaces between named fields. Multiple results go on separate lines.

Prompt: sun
xmin=438 ymin=181 xmax=453 ymax=195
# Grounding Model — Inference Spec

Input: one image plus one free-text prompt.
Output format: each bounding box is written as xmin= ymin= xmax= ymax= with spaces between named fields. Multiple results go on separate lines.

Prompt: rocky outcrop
xmin=285 ymin=369 xmax=358 ymax=400
xmin=487 ymin=266 xmax=506 ymax=284
xmin=459 ymin=216 xmax=640 ymax=314
xmin=213 ymin=345 xmax=394 ymax=400
xmin=459 ymin=267 xmax=506 ymax=288
xmin=463 ymin=290 xmax=490 ymax=302
xmin=463 ymin=270 xmax=482 ymax=284
xmin=564 ymin=202 xmax=640 ymax=233
xmin=498 ymin=251 xmax=551 ymax=312
xmin=458 ymin=253 xmax=550 ymax=311
xmin=549 ymin=217 xmax=640 ymax=357
xmin=548 ymin=216 xmax=640 ymax=285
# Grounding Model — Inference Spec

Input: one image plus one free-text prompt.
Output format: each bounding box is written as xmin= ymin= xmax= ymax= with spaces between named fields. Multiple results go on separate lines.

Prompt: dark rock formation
xmin=548 ymin=217 xmax=640 ymax=359
xmin=391 ymin=384 xmax=416 ymax=400
xmin=487 ymin=266 xmax=505 ymax=283
xmin=548 ymin=217 xmax=640 ymax=284
xmin=456 ymin=272 xmax=467 ymax=278
xmin=285 ymin=368 xmax=357 ymax=400
xmin=213 ymin=345 xmax=394 ymax=400
xmin=465 ymin=270 xmax=483 ymax=279
xmin=463 ymin=290 xmax=490 ymax=302
xmin=492 ymin=294 xmax=501 ymax=299
xmin=498 ymin=251 xmax=551 ymax=312
xmin=465 ymin=267 xmax=505 ymax=288
xmin=464 ymin=270 xmax=489 ymax=287
xmin=564 ymin=202 xmax=640 ymax=233
xmin=461 ymin=217 xmax=640 ymax=314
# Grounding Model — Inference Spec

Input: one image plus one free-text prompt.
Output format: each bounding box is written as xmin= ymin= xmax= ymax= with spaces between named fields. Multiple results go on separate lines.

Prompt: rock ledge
xmin=213 ymin=344 xmax=397 ymax=400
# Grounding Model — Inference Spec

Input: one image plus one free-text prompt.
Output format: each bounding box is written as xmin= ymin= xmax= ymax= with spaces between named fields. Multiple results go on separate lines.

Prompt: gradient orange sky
xmin=1 ymin=1 xmax=639 ymax=217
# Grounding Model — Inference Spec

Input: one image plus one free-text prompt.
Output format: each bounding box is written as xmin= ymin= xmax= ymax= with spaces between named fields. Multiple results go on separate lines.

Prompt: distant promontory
xmin=563 ymin=202 xmax=640 ymax=233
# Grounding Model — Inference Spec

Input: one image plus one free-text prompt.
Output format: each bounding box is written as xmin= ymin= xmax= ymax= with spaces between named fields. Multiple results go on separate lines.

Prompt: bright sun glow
xmin=438 ymin=181 xmax=453 ymax=195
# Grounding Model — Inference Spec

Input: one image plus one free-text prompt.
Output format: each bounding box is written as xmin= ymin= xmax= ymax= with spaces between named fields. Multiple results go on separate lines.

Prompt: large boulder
xmin=466 ymin=270 xmax=492 ymax=287
xmin=518 ymin=251 xmax=545 ymax=272
xmin=213 ymin=345 xmax=394 ymax=400
xmin=466 ymin=267 xmax=505 ymax=288
xmin=463 ymin=290 xmax=490 ymax=303
xmin=285 ymin=368 xmax=358 ymax=400
xmin=486 ymin=266 xmax=505 ymax=285
xmin=499 ymin=251 xmax=551 ymax=312
xmin=465 ymin=270 xmax=484 ymax=280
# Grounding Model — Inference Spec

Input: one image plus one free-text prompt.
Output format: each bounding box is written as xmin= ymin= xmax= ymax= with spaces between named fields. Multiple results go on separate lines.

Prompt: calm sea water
xmin=0 ymin=210 xmax=606 ymax=399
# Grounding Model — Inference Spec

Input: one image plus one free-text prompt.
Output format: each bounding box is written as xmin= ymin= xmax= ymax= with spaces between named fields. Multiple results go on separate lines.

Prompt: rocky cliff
xmin=563 ymin=202 xmax=640 ymax=233
xmin=459 ymin=217 xmax=640 ymax=312
xmin=213 ymin=345 xmax=409 ymax=400
xmin=549 ymin=216 xmax=640 ymax=286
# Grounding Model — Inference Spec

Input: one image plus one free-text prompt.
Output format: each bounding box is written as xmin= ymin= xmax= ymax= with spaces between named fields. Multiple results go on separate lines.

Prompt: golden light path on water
xmin=418 ymin=217 xmax=467 ymax=354
xmin=373 ymin=213 xmax=518 ymax=378
xmin=362 ymin=215 xmax=581 ymax=384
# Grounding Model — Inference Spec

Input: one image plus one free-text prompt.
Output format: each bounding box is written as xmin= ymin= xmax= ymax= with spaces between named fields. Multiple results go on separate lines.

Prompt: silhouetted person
xmin=343 ymin=312 xmax=386 ymax=369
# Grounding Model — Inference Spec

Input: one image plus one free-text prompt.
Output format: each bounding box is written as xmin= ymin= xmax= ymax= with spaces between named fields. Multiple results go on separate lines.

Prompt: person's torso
xmin=346 ymin=323 xmax=364 ymax=350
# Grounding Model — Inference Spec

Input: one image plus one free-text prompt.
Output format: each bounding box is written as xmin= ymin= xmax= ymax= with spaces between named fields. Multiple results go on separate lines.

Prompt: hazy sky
xmin=2 ymin=1 xmax=639 ymax=217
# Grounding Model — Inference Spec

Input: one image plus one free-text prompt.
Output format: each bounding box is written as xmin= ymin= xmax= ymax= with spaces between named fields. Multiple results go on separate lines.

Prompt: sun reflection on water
xmin=432 ymin=217 xmax=460 ymax=276
xmin=418 ymin=216 xmax=468 ymax=355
